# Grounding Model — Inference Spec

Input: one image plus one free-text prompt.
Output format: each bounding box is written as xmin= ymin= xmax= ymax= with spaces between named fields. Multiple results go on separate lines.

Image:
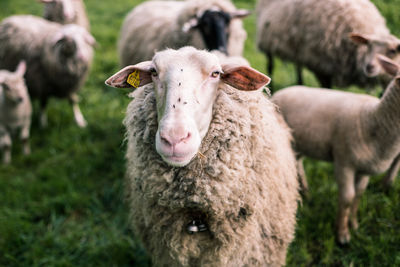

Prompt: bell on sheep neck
xmin=187 ymin=219 xmax=208 ymax=234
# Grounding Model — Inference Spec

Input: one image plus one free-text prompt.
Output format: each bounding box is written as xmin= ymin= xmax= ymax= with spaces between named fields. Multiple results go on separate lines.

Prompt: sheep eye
xmin=150 ymin=68 xmax=158 ymax=77
xmin=211 ymin=71 xmax=220 ymax=78
xmin=2 ymin=83 xmax=9 ymax=91
xmin=388 ymin=49 xmax=398 ymax=57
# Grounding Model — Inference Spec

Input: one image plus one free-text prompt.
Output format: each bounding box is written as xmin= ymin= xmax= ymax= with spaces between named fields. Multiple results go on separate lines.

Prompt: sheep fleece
xmin=124 ymin=85 xmax=299 ymax=266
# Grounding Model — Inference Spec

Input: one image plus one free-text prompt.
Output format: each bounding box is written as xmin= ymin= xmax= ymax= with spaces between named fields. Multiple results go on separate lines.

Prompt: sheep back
xmin=118 ymin=0 xmax=247 ymax=66
xmin=256 ymin=0 xmax=390 ymax=87
xmin=124 ymin=84 xmax=299 ymax=266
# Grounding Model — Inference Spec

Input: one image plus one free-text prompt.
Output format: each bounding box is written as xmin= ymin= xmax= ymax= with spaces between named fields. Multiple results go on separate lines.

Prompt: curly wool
xmin=118 ymin=0 xmax=247 ymax=66
xmin=124 ymin=84 xmax=299 ymax=266
xmin=256 ymin=0 xmax=392 ymax=87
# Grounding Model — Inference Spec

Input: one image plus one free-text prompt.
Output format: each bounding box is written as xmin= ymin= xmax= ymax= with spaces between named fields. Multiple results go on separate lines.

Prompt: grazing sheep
xmin=256 ymin=0 xmax=400 ymax=89
xmin=271 ymin=55 xmax=400 ymax=244
xmin=0 ymin=61 xmax=32 ymax=164
xmin=106 ymin=47 xmax=299 ymax=266
xmin=118 ymin=0 xmax=250 ymax=67
xmin=0 ymin=15 xmax=95 ymax=127
xmin=39 ymin=0 xmax=90 ymax=30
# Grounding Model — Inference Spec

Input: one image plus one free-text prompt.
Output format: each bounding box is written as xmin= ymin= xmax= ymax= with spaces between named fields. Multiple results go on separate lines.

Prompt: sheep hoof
xmin=337 ymin=231 xmax=351 ymax=245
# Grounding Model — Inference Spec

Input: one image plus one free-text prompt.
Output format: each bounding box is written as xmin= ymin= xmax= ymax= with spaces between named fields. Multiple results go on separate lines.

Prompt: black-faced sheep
xmin=118 ymin=0 xmax=250 ymax=66
xmin=0 ymin=15 xmax=95 ymax=127
xmin=106 ymin=47 xmax=299 ymax=266
xmin=0 ymin=61 xmax=31 ymax=164
xmin=256 ymin=0 xmax=400 ymax=89
xmin=271 ymin=55 xmax=400 ymax=244
xmin=39 ymin=0 xmax=90 ymax=30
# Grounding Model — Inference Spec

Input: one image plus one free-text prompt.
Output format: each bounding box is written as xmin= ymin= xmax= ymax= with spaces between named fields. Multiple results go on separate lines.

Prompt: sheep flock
xmin=1 ymin=0 xmax=400 ymax=266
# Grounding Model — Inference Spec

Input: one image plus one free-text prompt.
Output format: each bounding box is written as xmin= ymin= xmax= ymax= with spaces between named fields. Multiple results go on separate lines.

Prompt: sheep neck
xmin=367 ymin=80 xmax=400 ymax=158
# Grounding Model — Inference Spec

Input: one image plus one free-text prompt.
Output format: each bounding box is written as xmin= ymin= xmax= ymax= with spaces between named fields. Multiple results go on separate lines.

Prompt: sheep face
xmin=40 ymin=0 xmax=75 ymax=24
xmin=46 ymin=24 xmax=95 ymax=73
xmin=183 ymin=8 xmax=250 ymax=54
xmin=0 ymin=61 xmax=28 ymax=105
xmin=106 ymin=47 xmax=270 ymax=167
xmin=350 ymin=33 xmax=400 ymax=78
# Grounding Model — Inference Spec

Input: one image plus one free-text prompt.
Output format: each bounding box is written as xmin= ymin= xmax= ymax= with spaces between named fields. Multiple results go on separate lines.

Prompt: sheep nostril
xmin=180 ymin=132 xmax=191 ymax=143
xmin=161 ymin=135 xmax=172 ymax=147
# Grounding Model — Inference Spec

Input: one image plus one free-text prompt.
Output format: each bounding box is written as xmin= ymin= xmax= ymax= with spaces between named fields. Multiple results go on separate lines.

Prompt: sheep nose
xmin=366 ymin=64 xmax=375 ymax=73
xmin=160 ymin=130 xmax=192 ymax=147
xmin=16 ymin=97 xmax=23 ymax=103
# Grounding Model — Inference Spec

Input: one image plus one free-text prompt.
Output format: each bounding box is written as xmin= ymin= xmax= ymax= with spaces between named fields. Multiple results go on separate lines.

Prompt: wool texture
xmin=123 ymin=84 xmax=299 ymax=266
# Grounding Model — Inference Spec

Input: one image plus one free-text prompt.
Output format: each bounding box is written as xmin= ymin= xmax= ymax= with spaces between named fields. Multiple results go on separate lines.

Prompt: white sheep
xmin=0 ymin=61 xmax=32 ymax=164
xmin=105 ymin=47 xmax=299 ymax=266
xmin=256 ymin=0 xmax=400 ymax=89
xmin=38 ymin=0 xmax=90 ymax=30
xmin=118 ymin=0 xmax=250 ymax=67
xmin=271 ymin=55 xmax=400 ymax=244
xmin=0 ymin=15 xmax=96 ymax=128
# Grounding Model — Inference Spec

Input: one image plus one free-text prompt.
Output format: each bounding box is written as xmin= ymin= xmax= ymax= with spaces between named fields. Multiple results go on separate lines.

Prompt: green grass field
xmin=0 ymin=0 xmax=399 ymax=266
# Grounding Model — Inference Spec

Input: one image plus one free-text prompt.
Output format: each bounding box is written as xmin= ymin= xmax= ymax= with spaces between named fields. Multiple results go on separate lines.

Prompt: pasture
xmin=0 ymin=0 xmax=399 ymax=266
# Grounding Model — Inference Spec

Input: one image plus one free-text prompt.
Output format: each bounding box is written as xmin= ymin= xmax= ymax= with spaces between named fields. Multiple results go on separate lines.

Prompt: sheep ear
xmin=15 ymin=61 xmax=27 ymax=77
xmin=105 ymin=61 xmax=153 ymax=89
xmin=377 ymin=54 xmax=399 ymax=76
xmin=182 ymin=18 xmax=199 ymax=33
xmin=349 ymin=33 xmax=371 ymax=45
xmin=230 ymin=9 xmax=251 ymax=19
xmin=221 ymin=65 xmax=271 ymax=91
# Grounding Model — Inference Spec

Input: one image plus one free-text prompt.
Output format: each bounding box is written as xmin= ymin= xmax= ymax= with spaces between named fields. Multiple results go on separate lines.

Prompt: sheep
xmin=0 ymin=61 xmax=32 ymax=164
xmin=271 ymin=54 xmax=400 ymax=244
xmin=0 ymin=15 xmax=96 ymax=128
xmin=38 ymin=0 xmax=90 ymax=30
xmin=105 ymin=47 xmax=299 ymax=266
xmin=256 ymin=0 xmax=400 ymax=89
xmin=118 ymin=0 xmax=250 ymax=67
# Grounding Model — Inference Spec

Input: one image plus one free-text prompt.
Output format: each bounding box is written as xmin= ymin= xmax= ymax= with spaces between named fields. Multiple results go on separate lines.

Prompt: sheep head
xmin=106 ymin=47 xmax=270 ymax=167
xmin=0 ymin=61 xmax=29 ymax=105
xmin=39 ymin=0 xmax=76 ymax=24
xmin=182 ymin=7 xmax=250 ymax=54
xmin=350 ymin=32 xmax=400 ymax=78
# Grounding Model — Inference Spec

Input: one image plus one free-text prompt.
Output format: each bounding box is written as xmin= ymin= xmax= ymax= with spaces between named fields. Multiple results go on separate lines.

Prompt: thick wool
xmin=0 ymin=15 xmax=93 ymax=108
xmin=43 ymin=0 xmax=90 ymax=30
xmin=118 ymin=0 xmax=247 ymax=66
xmin=123 ymin=84 xmax=299 ymax=266
xmin=256 ymin=0 xmax=397 ymax=87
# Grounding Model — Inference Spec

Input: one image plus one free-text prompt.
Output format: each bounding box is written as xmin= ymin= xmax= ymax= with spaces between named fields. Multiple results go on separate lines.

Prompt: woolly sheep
xmin=39 ymin=0 xmax=90 ymax=30
xmin=118 ymin=0 xmax=250 ymax=67
xmin=0 ymin=15 xmax=95 ymax=127
xmin=271 ymin=55 xmax=400 ymax=244
xmin=0 ymin=61 xmax=32 ymax=164
xmin=256 ymin=0 xmax=400 ymax=89
xmin=106 ymin=47 xmax=299 ymax=266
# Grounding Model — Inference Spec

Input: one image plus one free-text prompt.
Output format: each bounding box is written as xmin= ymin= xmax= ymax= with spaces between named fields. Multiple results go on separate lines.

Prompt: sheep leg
xmin=20 ymin=122 xmax=31 ymax=156
xmin=335 ymin=164 xmax=355 ymax=244
xmin=267 ymin=52 xmax=274 ymax=92
xmin=40 ymin=98 xmax=48 ymax=128
xmin=296 ymin=156 xmax=309 ymax=194
xmin=296 ymin=65 xmax=303 ymax=85
xmin=69 ymin=93 xmax=87 ymax=128
xmin=315 ymin=72 xmax=332 ymax=88
xmin=0 ymin=126 xmax=12 ymax=164
xmin=382 ymin=154 xmax=400 ymax=188
xmin=350 ymin=174 xmax=369 ymax=230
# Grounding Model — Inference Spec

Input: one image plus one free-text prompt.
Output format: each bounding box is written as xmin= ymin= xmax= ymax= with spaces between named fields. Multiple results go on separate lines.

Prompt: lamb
xmin=39 ymin=0 xmax=90 ymax=30
xmin=0 ymin=61 xmax=32 ymax=164
xmin=256 ymin=0 xmax=400 ymax=89
xmin=0 ymin=15 xmax=96 ymax=127
xmin=105 ymin=47 xmax=299 ymax=266
xmin=271 ymin=55 xmax=400 ymax=244
xmin=118 ymin=0 xmax=250 ymax=67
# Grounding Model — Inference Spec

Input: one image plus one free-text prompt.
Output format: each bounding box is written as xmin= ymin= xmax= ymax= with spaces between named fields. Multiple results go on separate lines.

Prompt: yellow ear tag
xmin=127 ymin=70 xmax=140 ymax=88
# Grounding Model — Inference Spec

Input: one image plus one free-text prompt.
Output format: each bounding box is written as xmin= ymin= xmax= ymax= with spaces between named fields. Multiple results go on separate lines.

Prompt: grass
xmin=0 ymin=0 xmax=399 ymax=266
